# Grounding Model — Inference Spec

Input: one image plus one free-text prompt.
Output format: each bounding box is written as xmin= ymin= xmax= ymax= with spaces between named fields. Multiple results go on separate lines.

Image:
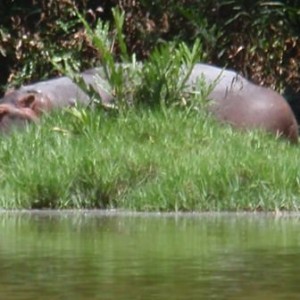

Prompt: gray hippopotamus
xmin=1 ymin=69 xmax=112 ymax=110
xmin=0 ymin=69 xmax=113 ymax=132
xmin=0 ymin=63 xmax=298 ymax=142
xmin=186 ymin=64 xmax=298 ymax=143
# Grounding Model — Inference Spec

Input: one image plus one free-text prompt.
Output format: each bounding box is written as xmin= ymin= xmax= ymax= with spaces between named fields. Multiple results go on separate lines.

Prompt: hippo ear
xmin=17 ymin=93 xmax=37 ymax=108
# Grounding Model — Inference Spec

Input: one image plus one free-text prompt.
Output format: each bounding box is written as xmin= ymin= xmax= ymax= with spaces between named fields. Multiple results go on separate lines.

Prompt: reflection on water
xmin=0 ymin=211 xmax=300 ymax=300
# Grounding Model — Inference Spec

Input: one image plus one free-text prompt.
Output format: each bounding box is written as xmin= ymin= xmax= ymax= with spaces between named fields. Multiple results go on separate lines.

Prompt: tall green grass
xmin=0 ymin=8 xmax=298 ymax=211
xmin=0 ymin=107 xmax=299 ymax=211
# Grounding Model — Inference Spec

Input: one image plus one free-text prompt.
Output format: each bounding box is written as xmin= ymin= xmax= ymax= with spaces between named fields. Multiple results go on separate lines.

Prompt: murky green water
xmin=0 ymin=211 xmax=300 ymax=300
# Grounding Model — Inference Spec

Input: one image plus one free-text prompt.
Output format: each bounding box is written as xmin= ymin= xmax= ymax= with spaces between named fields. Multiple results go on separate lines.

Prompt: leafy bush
xmin=58 ymin=8 xmax=205 ymax=113
xmin=0 ymin=0 xmax=299 ymax=97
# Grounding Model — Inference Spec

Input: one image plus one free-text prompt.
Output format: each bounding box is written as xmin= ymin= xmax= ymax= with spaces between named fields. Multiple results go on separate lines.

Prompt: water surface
xmin=0 ymin=211 xmax=300 ymax=299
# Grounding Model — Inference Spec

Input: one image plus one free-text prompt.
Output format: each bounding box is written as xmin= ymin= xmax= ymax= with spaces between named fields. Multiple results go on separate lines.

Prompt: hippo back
xmin=187 ymin=63 xmax=247 ymax=95
xmin=187 ymin=63 xmax=298 ymax=143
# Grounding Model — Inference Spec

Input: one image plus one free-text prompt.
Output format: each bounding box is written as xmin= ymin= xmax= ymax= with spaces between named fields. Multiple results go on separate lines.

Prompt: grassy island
xmin=1 ymin=8 xmax=299 ymax=212
xmin=0 ymin=107 xmax=299 ymax=211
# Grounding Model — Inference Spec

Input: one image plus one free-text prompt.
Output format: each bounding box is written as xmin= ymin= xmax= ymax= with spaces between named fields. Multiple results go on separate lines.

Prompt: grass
xmin=0 ymin=106 xmax=299 ymax=211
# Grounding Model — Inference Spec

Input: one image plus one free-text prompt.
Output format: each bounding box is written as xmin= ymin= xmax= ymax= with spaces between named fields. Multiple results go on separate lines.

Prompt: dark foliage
xmin=0 ymin=0 xmax=299 ymax=99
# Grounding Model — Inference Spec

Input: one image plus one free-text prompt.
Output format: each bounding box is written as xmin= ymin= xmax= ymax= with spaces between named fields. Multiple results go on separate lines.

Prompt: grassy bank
xmin=0 ymin=107 xmax=299 ymax=211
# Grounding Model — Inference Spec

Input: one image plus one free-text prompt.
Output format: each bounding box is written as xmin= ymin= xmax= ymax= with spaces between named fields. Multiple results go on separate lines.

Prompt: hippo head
xmin=0 ymin=91 xmax=52 ymax=133
xmin=2 ymin=90 xmax=52 ymax=114
xmin=0 ymin=103 xmax=39 ymax=133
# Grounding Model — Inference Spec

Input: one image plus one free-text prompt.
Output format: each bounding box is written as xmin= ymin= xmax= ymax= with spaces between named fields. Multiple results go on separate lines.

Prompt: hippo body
xmin=0 ymin=63 xmax=298 ymax=142
xmin=21 ymin=76 xmax=89 ymax=108
xmin=1 ymin=71 xmax=112 ymax=109
xmin=187 ymin=64 xmax=298 ymax=143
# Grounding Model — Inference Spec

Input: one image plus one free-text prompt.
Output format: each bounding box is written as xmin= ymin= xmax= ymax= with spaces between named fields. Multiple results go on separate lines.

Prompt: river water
xmin=0 ymin=211 xmax=300 ymax=300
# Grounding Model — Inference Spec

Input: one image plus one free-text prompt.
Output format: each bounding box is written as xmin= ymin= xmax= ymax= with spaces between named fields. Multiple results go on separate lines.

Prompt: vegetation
xmin=0 ymin=107 xmax=299 ymax=211
xmin=0 ymin=4 xmax=299 ymax=211
xmin=0 ymin=1 xmax=299 ymax=96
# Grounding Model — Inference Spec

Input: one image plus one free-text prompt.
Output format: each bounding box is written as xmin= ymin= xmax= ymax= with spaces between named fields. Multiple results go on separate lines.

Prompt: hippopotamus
xmin=0 ymin=63 xmax=298 ymax=142
xmin=186 ymin=64 xmax=298 ymax=143
xmin=1 ymin=69 xmax=112 ymax=110
xmin=0 ymin=69 xmax=113 ymax=132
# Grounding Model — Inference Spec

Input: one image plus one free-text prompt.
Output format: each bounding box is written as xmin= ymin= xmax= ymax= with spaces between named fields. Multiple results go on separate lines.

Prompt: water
xmin=0 ymin=211 xmax=300 ymax=300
